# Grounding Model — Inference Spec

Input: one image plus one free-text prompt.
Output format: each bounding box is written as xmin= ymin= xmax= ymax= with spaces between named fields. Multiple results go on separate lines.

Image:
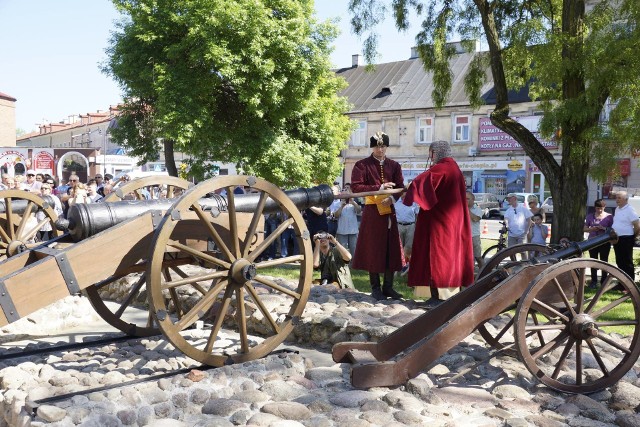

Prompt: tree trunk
xmin=163 ymin=139 xmax=179 ymax=177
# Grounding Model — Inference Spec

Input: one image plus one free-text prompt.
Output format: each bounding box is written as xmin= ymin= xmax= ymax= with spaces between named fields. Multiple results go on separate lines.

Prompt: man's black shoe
xmin=371 ymin=288 xmax=387 ymax=301
xmin=383 ymin=287 xmax=403 ymax=300
xmin=422 ymin=297 xmax=443 ymax=308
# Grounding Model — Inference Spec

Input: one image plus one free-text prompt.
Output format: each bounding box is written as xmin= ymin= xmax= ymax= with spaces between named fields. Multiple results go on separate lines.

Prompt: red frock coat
xmin=350 ymin=155 xmax=405 ymax=273
xmin=403 ymin=158 xmax=474 ymax=288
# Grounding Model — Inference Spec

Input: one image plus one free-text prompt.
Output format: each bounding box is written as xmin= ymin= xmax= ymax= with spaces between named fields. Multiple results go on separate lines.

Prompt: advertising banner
xmin=0 ymin=148 xmax=29 ymax=176
xmin=478 ymin=116 xmax=558 ymax=152
xmin=32 ymin=149 xmax=55 ymax=176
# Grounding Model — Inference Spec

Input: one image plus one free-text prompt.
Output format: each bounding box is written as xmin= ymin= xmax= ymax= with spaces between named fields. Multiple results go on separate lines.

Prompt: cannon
xmin=0 ymin=175 xmax=638 ymax=395
xmin=333 ymin=231 xmax=640 ymax=393
xmin=0 ymin=176 xmax=335 ymax=366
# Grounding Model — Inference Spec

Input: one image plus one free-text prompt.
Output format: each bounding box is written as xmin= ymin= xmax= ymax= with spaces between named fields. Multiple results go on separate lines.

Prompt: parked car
xmin=473 ymin=193 xmax=502 ymax=219
xmin=541 ymin=197 xmax=553 ymax=222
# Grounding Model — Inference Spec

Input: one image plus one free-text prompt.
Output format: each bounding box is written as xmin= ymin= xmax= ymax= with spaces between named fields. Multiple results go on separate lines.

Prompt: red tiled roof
xmin=0 ymin=91 xmax=17 ymax=102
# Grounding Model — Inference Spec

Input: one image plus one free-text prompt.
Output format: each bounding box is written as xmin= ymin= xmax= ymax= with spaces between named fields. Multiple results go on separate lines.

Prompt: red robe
xmin=351 ymin=155 xmax=405 ymax=273
xmin=403 ymin=158 xmax=474 ymax=288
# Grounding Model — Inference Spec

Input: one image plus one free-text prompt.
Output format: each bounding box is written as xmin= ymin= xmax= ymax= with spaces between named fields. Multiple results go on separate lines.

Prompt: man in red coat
xmin=403 ymin=140 xmax=474 ymax=306
xmin=351 ymin=131 xmax=405 ymax=300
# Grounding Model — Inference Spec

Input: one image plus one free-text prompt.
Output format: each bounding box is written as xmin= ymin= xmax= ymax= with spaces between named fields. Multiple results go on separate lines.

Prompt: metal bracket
xmin=35 ymin=247 xmax=80 ymax=295
xmin=0 ymin=281 xmax=20 ymax=323
xmin=171 ymin=210 xmax=181 ymax=221
xmin=246 ymin=176 xmax=257 ymax=187
xmin=149 ymin=210 xmax=162 ymax=228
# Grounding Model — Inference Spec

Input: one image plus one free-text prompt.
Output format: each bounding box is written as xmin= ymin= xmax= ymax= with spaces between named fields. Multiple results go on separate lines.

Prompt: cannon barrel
xmin=62 ymin=184 xmax=334 ymax=241
xmin=0 ymin=195 xmax=59 ymax=214
xmin=535 ymin=230 xmax=617 ymax=262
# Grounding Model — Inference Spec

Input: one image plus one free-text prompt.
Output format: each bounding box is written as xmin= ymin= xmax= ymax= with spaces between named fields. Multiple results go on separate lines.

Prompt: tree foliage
xmin=349 ymin=0 xmax=640 ymax=241
xmin=103 ymin=0 xmax=353 ymax=186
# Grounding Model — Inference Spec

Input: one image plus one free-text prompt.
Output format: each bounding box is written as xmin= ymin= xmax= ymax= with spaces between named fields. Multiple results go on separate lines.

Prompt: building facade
xmin=0 ymin=91 xmax=17 ymax=147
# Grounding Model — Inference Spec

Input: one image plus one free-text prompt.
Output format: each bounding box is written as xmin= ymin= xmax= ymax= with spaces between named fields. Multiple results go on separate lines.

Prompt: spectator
xmin=100 ymin=183 xmax=114 ymax=200
xmin=68 ymin=182 xmax=91 ymax=206
xmin=504 ymin=193 xmax=533 ymax=246
xmin=394 ymin=193 xmax=418 ymax=274
xmin=527 ymin=195 xmax=546 ymax=223
xmin=15 ymin=174 xmax=27 ymax=190
xmin=280 ymin=211 xmax=299 ymax=258
xmin=60 ymin=174 xmax=80 ymax=216
xmin=404 ymin=140 xmax=473 ymax=306
xmin=36 ymin=182 xmax=63 ymax=241
xmin=263 ymin=212 xmax=281 ymax=260
xmin=584 ymin=198 xmax=613 ymax=288
xmin=97 ymin=173 xmax=113 ymax=197
xmin=351 ymin=131 xmax=405 ymax=301
xmin=94 ymin=174 xmax=104 ymax=191
xmin=313 ymin=232 xmax=354 ymax=289
xmin=87 ymin=183 xmax=103 ymax=203
xmin=0 ymin=173 xmax=10 ymax=190
xmin=467 ymin=191 xmax=484 ymax=269
xmin=527 ymin=213 xmax=548 ymax=245
xmin=326 ymin=184 xmax=341 ymax=236
xmin=305 ymin=206 xmax=328 ymax=250
xmin=334 ymin=195 xmax=360 ymax=258
xmin=611 ymin=191 xmax=640 ymax=283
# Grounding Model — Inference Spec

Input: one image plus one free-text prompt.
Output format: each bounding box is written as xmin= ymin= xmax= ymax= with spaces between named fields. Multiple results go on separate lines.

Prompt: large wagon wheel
xmin=476 ymin=243 xmax=551 ymax=349
xmin=514 ymin=258 xmax=640 ymax=393
xmin=0 ymin=190 xmax=60 ymax=261
xmin=147 ymin=176 xmax=312 ymax=366
xmin=105 ymin=176 xmax=192 ymax=202
xmin=83 ymin=177 xmax=193 ymax=336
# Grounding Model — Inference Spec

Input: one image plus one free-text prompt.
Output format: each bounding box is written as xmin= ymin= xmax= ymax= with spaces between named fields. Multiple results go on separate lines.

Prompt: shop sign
xmin=32 ymin=149 xmax=54 ymax=175
xmin=508 ymin=160 xmax=523 ymax=171
xmin=478 ymin=116 xmax=558 ymax=152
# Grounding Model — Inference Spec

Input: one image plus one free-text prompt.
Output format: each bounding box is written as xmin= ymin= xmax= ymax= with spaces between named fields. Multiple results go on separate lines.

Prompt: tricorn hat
xmin=369 ymin=131 xmax=389 ymax=148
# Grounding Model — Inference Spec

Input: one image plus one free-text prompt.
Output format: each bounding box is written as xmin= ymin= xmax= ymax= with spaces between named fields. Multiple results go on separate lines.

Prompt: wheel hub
xmin=6 ymin=240 xmax=27 ymax=257
xmin=229 ymin=258 xmax=256 ymax=288
xmin=570 ymin=313 xmax=598 ymax=339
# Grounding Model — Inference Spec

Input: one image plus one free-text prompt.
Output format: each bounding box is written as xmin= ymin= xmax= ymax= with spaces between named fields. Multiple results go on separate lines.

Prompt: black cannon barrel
xmin=62 ymin=184 xmax=334 ymax=241
xmin=535 ymin=230 xmax=617 ymax=263
xmin=0 ymin=195 xmax=59 ymax=214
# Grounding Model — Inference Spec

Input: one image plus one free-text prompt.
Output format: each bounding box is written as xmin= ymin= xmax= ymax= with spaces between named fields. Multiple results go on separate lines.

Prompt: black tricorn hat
xmin=369 ymin=131 xmax=389 ymax=147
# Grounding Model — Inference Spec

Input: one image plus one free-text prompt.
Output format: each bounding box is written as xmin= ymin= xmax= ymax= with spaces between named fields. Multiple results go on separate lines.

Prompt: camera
xmin=314 ymin=232 xmax=329 ymax=241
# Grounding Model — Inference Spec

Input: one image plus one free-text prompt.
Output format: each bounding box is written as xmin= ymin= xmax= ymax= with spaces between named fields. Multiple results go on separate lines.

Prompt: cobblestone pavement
xmin=0 ymin=283 xmax=639 ymax=427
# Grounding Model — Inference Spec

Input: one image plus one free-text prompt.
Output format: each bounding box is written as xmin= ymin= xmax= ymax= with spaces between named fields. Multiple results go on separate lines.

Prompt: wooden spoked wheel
xmin=476 ymin=243 xmax=551 ymax=349
xmin=514 ymin=258 xmax=640 ymax=393
xmin=0 ymin=190 xmax=60 ymax=261
xmin=84 ymin=177 xmax=193 ymax=337
xmin=105 ymin=176 xmax=192 ymax=202
xmin=147 ymin=176 xmax=312 ymax=366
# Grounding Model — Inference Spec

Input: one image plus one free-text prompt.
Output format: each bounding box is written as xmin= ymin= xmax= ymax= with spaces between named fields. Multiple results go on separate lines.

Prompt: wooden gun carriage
xmin=0 ymin=175 xmax=638 ymax=395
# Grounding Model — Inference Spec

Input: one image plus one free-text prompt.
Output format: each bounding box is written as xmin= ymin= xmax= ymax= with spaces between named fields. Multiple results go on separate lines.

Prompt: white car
xmin=542 ymin=197 xmax=553 ymax=222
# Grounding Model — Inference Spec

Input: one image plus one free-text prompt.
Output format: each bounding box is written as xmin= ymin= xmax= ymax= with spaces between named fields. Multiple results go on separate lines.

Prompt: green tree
xmin=350 ymin=0 xmax=640 ymax=242
xmin=103 ymin=0 xmax=353 ymax=187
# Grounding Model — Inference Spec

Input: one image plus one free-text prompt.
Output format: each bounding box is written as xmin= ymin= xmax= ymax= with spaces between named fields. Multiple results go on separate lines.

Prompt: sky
xmin=0 ymin=1 xmax=423 ymax=133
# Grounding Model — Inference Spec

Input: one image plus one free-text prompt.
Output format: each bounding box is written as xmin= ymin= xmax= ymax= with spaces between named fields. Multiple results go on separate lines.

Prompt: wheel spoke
xmin=574 ymin=268 xmax=586 ymax=314
xmin=584 ymin=280 xmax=609 ymax=314
xmin=575 ymin=340 xmax=583 ymax=385
xmin=242 ymin=192 xmax=269 ymax=258
xmin=167 ymin=240 xmax=231 ymax=270
xmin=530 ymin=298 xmax=570 ymax=322
xmin=168 ymin=265 xmax=209 ymax=295
xmin=173 ymin=279 xmax=227 ymax=331
xmin=164 ymin=268 xmax=184 ymax=317
xmin=590 ymin=295 xmax=632 ymax=319
xmin=244 ymin=282 xmax=280 ymax=334
xmin=225 ymin=188 xmax=241 ymax=259
xmin=160 ymin=269 xmax=227 ymax=291
xmin=255 ymin=254 xmax=304 ymax=268
xmin=596 ymin=320 xmax=639 ymax=327
xmin=531 ymin=331 xmax=570 ymax=360
xmin=247 ymin=218 xmax=294 ymax=263
xmin=595 ymin=334 xmax=633 ymax=355
xmin=586 ymin=339 xmax=610 ymax=377
xmin=236 ymin=287 xmax=249 ymax=353
xmin=551 ymin=337 xmax=576 ymax=379
xmin=22 ymin=217 xmax=52 ymax=242
xmin=114 ymin=273 xmax=147 ymax=318
xmin=5 ymin=198 xmax=15 ymax=240
xmin=524 ymin=323 xmax=566 ymax=332
xmin=191 ymin=204 xmax=235 ymax=262
xmin=253 ymin=275 xmax=302 ymax=299
xmin=532 ymin=312 xmax=547 ymax=347
xmin=551 ymin=277 xmax=577 ymax=317
xmin=204 ymin=286 xmax=234 ymax=354
xmin=0 ymin=221 xmax=10 ymax=243
xmin=15 ymin=201 xmax=35 ymax=239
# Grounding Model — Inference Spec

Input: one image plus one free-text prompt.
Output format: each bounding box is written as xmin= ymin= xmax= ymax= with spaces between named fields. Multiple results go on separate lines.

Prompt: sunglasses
xmin=27 ymin=174 xmax=35 ymax=177
xmin=69 ymin=179 xmax=78 ymax=182
xmin=46 ymin=181 xmax=54 ymax=185
xmin=41 ymin=186 xmax=51 ymax=190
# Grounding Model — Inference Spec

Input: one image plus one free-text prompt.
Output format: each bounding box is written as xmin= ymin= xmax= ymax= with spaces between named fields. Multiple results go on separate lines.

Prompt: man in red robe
xmin=351 ymin=131 xmax=405 ymax=300
xmin=403 ymin=140 xmax=474 ymax=306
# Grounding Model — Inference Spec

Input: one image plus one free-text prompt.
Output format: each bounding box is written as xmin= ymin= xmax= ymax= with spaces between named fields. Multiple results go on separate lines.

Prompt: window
xmin=416 ymin=116 xmax=433 ymax=144
xmin=453 ymin=115 xmax=471 ymax=142
xmin=350 ymin=120 xmax=367 ymax=146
